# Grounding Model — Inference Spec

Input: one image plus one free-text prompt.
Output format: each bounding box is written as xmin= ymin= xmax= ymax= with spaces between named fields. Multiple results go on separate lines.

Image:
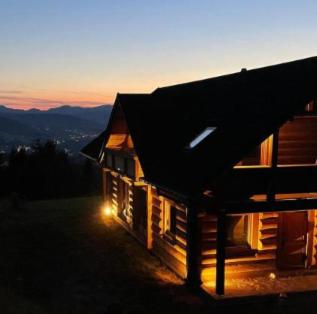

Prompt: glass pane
xmin=225 ymin=215 xmax=248 ymax=246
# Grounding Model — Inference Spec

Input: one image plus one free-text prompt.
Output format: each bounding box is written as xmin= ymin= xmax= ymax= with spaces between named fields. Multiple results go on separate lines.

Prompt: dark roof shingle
xmin=83 ymin=56 xmax=317 ymax=196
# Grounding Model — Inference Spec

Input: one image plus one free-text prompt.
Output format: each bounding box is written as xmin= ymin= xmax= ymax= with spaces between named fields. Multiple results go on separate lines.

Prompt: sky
xmin=0 ymin=0 xmax=317 ymax=110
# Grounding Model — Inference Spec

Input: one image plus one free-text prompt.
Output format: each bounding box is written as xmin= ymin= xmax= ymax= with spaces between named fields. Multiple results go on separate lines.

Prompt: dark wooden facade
xmin=101 ymin=110 xmax=317 ymax=295
xmin=81 ymin=57 xmax=317 ymax=296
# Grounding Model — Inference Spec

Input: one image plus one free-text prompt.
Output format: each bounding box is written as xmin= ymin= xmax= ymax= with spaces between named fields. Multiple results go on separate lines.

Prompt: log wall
xmin=310 ymin=210 xmax=317 ymax=265
xmin=200 ymin=212 xmax=278 ymax=283
xmin=278 ymin=116 xmax=317 ymax=165
xmin=150 ymin=188 xmax=188 ymax=278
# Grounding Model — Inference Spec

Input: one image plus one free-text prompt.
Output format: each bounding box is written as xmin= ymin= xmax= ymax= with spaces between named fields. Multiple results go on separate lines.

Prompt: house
xmin=81 ymin=57 xmax=317 ymax=295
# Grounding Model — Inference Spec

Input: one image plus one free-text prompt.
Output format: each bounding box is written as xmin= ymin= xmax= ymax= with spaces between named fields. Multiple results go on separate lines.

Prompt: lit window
xmin=163 ymin=200 xmax=177 ymax=236
xmin=188 ymin=127 xmax=217 ymax=149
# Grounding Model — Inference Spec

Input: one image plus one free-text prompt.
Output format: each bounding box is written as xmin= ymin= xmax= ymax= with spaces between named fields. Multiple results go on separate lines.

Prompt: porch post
xmin=103 ymin=169 xmax=109 ymax=202
xmin=186 ymin=203 xmax=202 ymax=287
xmin=216 ymin=209 xmax=226 ymax=295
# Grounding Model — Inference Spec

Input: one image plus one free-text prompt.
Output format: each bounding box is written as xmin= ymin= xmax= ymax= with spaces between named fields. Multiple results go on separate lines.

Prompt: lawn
xmin=0 ymin=196 xmax=317 ymax=314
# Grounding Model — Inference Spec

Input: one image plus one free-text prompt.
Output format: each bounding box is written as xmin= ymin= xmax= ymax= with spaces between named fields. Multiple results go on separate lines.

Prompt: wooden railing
xmin=216 ymin=164 xmax=317 ymax=201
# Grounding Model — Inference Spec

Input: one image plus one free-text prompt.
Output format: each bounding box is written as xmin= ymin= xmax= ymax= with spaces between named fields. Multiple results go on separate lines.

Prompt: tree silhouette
xmin=0 ymin=140 xmax=101 ymax=200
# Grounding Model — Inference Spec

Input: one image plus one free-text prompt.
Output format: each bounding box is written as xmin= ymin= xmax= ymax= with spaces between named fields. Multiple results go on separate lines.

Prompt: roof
xmin=80 ymin=130 xmax=106 ymax=162
xmin=82 ymin=56 xmax=317 ymax=197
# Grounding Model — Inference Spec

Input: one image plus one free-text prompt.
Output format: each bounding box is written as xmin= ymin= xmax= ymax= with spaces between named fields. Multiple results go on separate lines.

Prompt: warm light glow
xmin=102 ymin=205 xmax=112 ymax=217
xmin=269 ymin=272 xmax=276 ymax=280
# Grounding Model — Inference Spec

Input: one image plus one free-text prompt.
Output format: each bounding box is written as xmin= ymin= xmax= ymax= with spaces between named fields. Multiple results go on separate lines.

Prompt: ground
xmin=1 ymin=197 xmax=317 ymax=313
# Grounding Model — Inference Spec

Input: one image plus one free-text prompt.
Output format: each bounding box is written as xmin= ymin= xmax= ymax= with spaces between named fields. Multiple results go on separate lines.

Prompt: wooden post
xmin=146 ymin=186 xmax=153 ymax=249
xmin=267 ymin=130 xmax=279 ymax=202
xmin=216 ymin=209 xmax=226 ymax=295
xmin=103 ymin=169 xmax=108 ymax=202
xmin=186 ymin=203 xmax=202 ymax=287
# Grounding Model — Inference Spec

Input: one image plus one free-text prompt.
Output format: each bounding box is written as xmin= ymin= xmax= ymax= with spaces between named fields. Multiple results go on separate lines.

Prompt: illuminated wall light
xmin=102 ymin=204 xmax=112 ymax=217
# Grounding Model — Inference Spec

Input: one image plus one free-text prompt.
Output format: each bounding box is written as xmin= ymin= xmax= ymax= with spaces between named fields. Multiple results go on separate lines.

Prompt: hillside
xmin=47 ymin=105 xmax=112 ymax=125
xmin=0 ymin=105 xmax=112 ymax=153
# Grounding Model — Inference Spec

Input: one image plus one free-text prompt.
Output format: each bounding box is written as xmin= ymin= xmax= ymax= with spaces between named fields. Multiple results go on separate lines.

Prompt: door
xmin=277 ymin=211 xmax=308 ymax=269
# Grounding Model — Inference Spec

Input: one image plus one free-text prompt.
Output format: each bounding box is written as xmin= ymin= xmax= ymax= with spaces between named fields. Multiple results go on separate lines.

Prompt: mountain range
xmin=0 ymin=104 xmax=112 ymax=154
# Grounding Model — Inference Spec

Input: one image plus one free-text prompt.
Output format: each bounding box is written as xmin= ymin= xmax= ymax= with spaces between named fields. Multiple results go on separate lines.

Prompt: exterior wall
xmin=310 ymin=210 xmax=317 ymax=265
xmin=103 ymin=170 xmax=188 ymax=279
xmin=150 ymin=188 xmax=187 ymax=279
xmin=102 ymin=170 xmax=317 ymax=287
xmin=257 ymin=212 xmax=278 ymax=257
xmin=105 ymin=171 xmax=147 ymax=246
xmin=278 ymin=116 xmax=317 ymax=165
xmin=199 ymin=212 xmax=217 ymax=282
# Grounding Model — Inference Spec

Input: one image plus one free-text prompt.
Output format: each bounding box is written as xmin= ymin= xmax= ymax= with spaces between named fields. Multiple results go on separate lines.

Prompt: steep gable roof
xmin=82 ymin=56 xmax=317 ymax=197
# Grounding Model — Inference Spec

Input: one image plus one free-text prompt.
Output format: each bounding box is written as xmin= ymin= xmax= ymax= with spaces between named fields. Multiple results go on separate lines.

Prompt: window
xmin=225 ymin=214 xmax=255 ymax=258
xmin=163 ymin=200 xmax=177 ymax=238
xmin=188 ymin=127 xmax=217 ymax=149
xmin=106 ymin=153 xmax=113 ymax=168
xmin=114 ymin=156 xmax=125 ymax=172
xmin=305 ymin=99 xmax=317 ymax=112
xmin=226 ymin=214 xmax=249 ymax=247
xmin=126 ymin=158 xmax=135 ymax=178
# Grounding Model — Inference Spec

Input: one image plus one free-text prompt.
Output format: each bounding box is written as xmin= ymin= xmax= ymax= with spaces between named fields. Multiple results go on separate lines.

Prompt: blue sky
xmin=0 ymin=0 xmax=317 ymax=108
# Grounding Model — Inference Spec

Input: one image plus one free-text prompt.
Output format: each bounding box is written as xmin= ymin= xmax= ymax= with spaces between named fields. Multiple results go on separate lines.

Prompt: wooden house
xmin=82 ymin=57 xmax=317 ymax=295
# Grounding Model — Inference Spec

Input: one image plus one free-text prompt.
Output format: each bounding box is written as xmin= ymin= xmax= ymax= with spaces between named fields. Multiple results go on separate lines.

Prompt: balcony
xmin=215 ymin=164 xmax=317 ymax=202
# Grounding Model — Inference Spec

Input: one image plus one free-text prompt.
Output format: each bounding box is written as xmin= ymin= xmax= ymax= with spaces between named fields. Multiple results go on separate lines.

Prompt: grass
xmin=0 ymin=196 xmax=317 ymax=313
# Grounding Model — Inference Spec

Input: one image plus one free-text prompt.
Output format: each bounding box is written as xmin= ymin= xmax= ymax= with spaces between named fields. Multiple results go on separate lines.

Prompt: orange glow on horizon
xmin=0 ymin=89 xmax=115 ymax=110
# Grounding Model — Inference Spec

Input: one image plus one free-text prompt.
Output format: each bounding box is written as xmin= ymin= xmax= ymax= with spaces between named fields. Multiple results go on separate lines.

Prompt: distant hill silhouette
xmin=0 ymin=104 xmax=112 ymax=125
xmin=47 ymin=105 xmax=112 ymax=125
xmin=0 ymin=104 xmax=112 ymax=153
xmin=0 ymin=116 xmax=42 ymax=137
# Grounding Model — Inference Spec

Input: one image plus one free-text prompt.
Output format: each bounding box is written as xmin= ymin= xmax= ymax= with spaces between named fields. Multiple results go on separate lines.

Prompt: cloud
xmin=0 ymin=90 xmax=23 ymax=94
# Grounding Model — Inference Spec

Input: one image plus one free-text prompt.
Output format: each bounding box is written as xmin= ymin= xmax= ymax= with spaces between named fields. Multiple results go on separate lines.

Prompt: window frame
xmin=225 ymin=213 xmax=258 ymax=258
xmin=162 ymin=199 xmax=178 ymax=243
xmin=188 ymin=127 xmax=217 ymax=149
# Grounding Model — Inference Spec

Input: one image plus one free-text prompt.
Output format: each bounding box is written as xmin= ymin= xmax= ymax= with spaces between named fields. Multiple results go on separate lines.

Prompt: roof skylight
xmin=188 ymin=127 xmax=217 ymax=149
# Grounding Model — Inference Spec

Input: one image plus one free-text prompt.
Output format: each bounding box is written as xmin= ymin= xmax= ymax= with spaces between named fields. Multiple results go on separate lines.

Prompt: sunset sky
xmin=1 ymin=0 xmax=317 ymax=109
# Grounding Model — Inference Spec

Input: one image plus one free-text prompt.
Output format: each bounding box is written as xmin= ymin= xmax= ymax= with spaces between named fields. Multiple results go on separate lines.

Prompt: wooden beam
xmin=216 ymin=209 xmax=226 ymax=295
xmin=146 ymin=186 xmax=153 ymax=249
xmin=185 ymin=204 xmax=202 ymax=288
xmin=200 ymin=165 xmax=317 ymax=204
xmin=271 ymin=130 xmax=279 ymax=168
xmin=222 ymin=198 xmax=317 ymax=214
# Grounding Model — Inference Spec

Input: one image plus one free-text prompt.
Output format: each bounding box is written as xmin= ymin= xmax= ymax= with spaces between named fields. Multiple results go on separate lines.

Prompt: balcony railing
xmin=104 ymin=148 xmax=136 ymax=179
xmin=215 ymin=164 xmax=317 ymax=201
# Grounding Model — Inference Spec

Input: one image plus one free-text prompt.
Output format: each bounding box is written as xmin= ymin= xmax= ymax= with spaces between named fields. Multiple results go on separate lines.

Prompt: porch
xmin=202 ymin=266 xmax=317 ymax=299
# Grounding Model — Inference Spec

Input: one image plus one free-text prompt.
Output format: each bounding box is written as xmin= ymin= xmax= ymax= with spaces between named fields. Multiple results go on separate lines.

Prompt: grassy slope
xmin=0 ymin=197 xmax=317 ymax=314
xmin=0 ymin=197 xmax=199 ymax=314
